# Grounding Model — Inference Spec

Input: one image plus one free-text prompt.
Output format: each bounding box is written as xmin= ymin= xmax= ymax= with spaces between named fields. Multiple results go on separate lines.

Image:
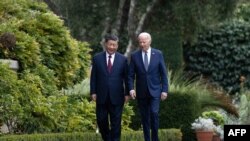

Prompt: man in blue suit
xmin=128 ymin=32 xmax=168 ymax=141
xmin=90 ymin=34 xmax=129 ymax=141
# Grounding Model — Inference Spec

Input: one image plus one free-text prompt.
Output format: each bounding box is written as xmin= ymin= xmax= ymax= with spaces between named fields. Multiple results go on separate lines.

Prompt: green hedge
xmin=184 ymin=21 xmax=250 ymax=93
xmin=160 ymin=92 xmax=199 ymax=141
xmin=0 ymin=129 xmax=182 ymax=141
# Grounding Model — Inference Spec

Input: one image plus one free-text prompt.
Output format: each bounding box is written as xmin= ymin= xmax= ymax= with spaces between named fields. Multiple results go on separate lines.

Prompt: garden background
xmin=1 ymin=0 xmax=250 ymax=140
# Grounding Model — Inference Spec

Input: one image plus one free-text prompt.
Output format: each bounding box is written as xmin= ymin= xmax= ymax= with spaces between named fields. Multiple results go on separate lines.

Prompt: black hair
xmin=104 ymin=34 xmax=119 ymax=42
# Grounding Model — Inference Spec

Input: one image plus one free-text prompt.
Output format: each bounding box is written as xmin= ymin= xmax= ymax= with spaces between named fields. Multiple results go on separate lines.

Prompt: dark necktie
xmin=144 ymin=51 xmax=148 ymax=71
xmin=107 ymin=55 xmax=112 ymax=73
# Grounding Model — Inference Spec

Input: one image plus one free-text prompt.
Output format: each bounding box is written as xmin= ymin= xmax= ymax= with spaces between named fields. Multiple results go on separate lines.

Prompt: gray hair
xmin=138 ymin=32 xmax=151 ymax=41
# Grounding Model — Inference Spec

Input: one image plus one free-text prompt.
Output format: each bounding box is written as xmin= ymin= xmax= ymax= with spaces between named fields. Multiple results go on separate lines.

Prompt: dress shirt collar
xmin=106 ymin=52 xmax=115 ymax=64
xmin=142 ymin=47 xmax=151 ymax=55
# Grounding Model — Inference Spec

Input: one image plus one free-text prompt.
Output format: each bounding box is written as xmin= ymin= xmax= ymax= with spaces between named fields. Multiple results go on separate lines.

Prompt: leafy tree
xmin=0 ymin=0 xmax=91 ymax=88
xmin=0 ymin=0 xmax=94 ymax=134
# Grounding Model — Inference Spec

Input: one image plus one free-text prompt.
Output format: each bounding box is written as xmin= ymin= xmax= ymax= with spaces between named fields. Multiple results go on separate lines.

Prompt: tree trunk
xmin=100 ymin=17 xmax=111 ymax=50
xmin=111 ymin=0 xmax=127 ymax=36
xmin=100 ymin=0 xmax=127 ymax=51
xmin=124 ymin=0 xmax=160 ymax=57
xmin=124 ymin=0 xmax=137 ymax=57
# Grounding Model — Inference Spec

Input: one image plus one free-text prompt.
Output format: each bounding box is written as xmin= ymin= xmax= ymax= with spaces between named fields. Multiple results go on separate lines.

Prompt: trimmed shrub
xmin=184 ymin=21 xmax=250 ymax=94
xmin=0 ymin=129 xmax=182 ymax=141
xmin=160 ymin=92 xmax=199 ymax=141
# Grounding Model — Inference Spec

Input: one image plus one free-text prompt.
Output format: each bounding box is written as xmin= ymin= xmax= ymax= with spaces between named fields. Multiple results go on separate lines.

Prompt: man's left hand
xmin=161 ymin=92 xmax=168 ymax=101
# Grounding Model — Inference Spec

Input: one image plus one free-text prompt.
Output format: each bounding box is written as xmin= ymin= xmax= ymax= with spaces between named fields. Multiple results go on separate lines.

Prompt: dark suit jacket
xmin=90 ymin=52 xmax=128 ymax=105
xmin=128 ymin=48 xmax=168 ymax=98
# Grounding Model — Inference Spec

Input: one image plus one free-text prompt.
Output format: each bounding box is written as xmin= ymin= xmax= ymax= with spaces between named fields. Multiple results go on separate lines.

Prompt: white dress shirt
xmin=142 ymin=47 xmax=151 ymax=65
xmin=106 ymin=52 xmax=115 ymax=65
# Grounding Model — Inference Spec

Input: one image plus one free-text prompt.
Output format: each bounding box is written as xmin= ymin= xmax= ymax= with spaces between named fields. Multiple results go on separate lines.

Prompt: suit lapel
xmin=110 ymin=53 xmax=118 ymax=74
xmin=148 ymin=49 xmax=156 ymax=72
xmin=142 ymin=48 xmax=156 ymax=71
xmin=101 ymin=52 xmax=109 ymax=74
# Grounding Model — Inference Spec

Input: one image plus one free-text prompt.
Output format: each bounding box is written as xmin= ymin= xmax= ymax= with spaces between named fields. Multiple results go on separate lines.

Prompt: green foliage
xmin=159 ymin=92 xmax=199 ymax=141
xmin=202 ymin=111 xmax=225 ymax=126
xmin=0 ymin=0 xmax=91 ymax=88
xmin=15 ymin=75 xmax=97 ymax=133
xmin=221 ymin=90 xmax=250 ymax=125
xmin=0 ymin=68 xmax=67 ymax=133
xmin=0 ymin=0 xmax=93 ymax=134
xmin=29 ymin=65 xmax=59 ymax=97
xmin=238 ymin=92 xmax=250 ymax=124
xmin=151 ymin=31 xmax=183 ymax=71
xmin=0 ymin=129 xmax=182 ymax=141
xmin=234 ymin=2 xmax=250 ymax=23
xmin=0 ymin=64 xmax=23 ymax=133
xmin=184 ymin=21 xmax=250 ymax=94
xmin=0 ymin=65 xmax=97 ymax=133
xmin=61 ymin=98 xmax=96 ymax=132
xmin=121 ymin=103 xmax=134 ymax=131
xmin=63 ymin=78 xmax=90 ymax=97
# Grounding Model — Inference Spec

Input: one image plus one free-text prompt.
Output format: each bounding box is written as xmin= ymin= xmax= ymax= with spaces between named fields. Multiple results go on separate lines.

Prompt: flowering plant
xmin=214 ymin=125 xmax=224 ymax=139
xmin=191 ymin=117 xmax=216 ymax=131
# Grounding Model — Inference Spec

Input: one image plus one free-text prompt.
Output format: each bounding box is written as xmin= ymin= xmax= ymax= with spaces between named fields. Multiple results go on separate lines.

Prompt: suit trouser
xmin=138 ymin=95 xmax=160 ymax=141
xmin=96 ymin=96 xmax=124 ymax=141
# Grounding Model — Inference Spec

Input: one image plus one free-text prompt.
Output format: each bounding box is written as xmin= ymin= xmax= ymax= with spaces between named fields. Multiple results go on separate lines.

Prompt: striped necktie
xmin=144 ymin=51 xmax=148 ymax=71
xmin=107 ymin=55 xmax=112 ymax=73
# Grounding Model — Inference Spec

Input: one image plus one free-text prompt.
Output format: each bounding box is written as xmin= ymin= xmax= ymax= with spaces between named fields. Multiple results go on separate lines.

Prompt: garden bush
xmin=0 ymin=0 xmax=91 ymax=88
xmin=0 ymin=0 xmax=92 ymax=134
xmin=184 ymin=21 xmax=250 ymax=94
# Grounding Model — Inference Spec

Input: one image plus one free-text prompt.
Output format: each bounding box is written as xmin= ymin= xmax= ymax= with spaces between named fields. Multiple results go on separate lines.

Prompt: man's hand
xmin=91 ymin=94 xmax=97 ymax=102
xmin=161 ymin=92 xmax=168 ymax=101
xmin=130 ymin=90 xmax=136 ymax=99
xmin=125 ymin=95 xmax=130 ymax=103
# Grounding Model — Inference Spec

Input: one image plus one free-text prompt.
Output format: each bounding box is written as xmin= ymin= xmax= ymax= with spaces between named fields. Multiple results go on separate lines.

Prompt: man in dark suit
xmin=90 ymin=34 xmax=129 ymax=141
xmin=128 ymin=32 xmax=168 ymax=141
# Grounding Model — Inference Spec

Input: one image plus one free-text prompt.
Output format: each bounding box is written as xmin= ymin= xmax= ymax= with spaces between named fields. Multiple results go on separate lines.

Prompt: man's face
xmin=105 ymin=40 xmax=118 ymax=54
xmin=138 ymin=36 xmax=151 ymax=51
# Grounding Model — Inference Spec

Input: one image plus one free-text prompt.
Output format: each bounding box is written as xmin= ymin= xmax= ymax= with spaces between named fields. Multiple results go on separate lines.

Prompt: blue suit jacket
xmin=90 ymin=52 xmax=128 ymax=105
xmin=128 ymin=48 xmax=168 ymax=98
